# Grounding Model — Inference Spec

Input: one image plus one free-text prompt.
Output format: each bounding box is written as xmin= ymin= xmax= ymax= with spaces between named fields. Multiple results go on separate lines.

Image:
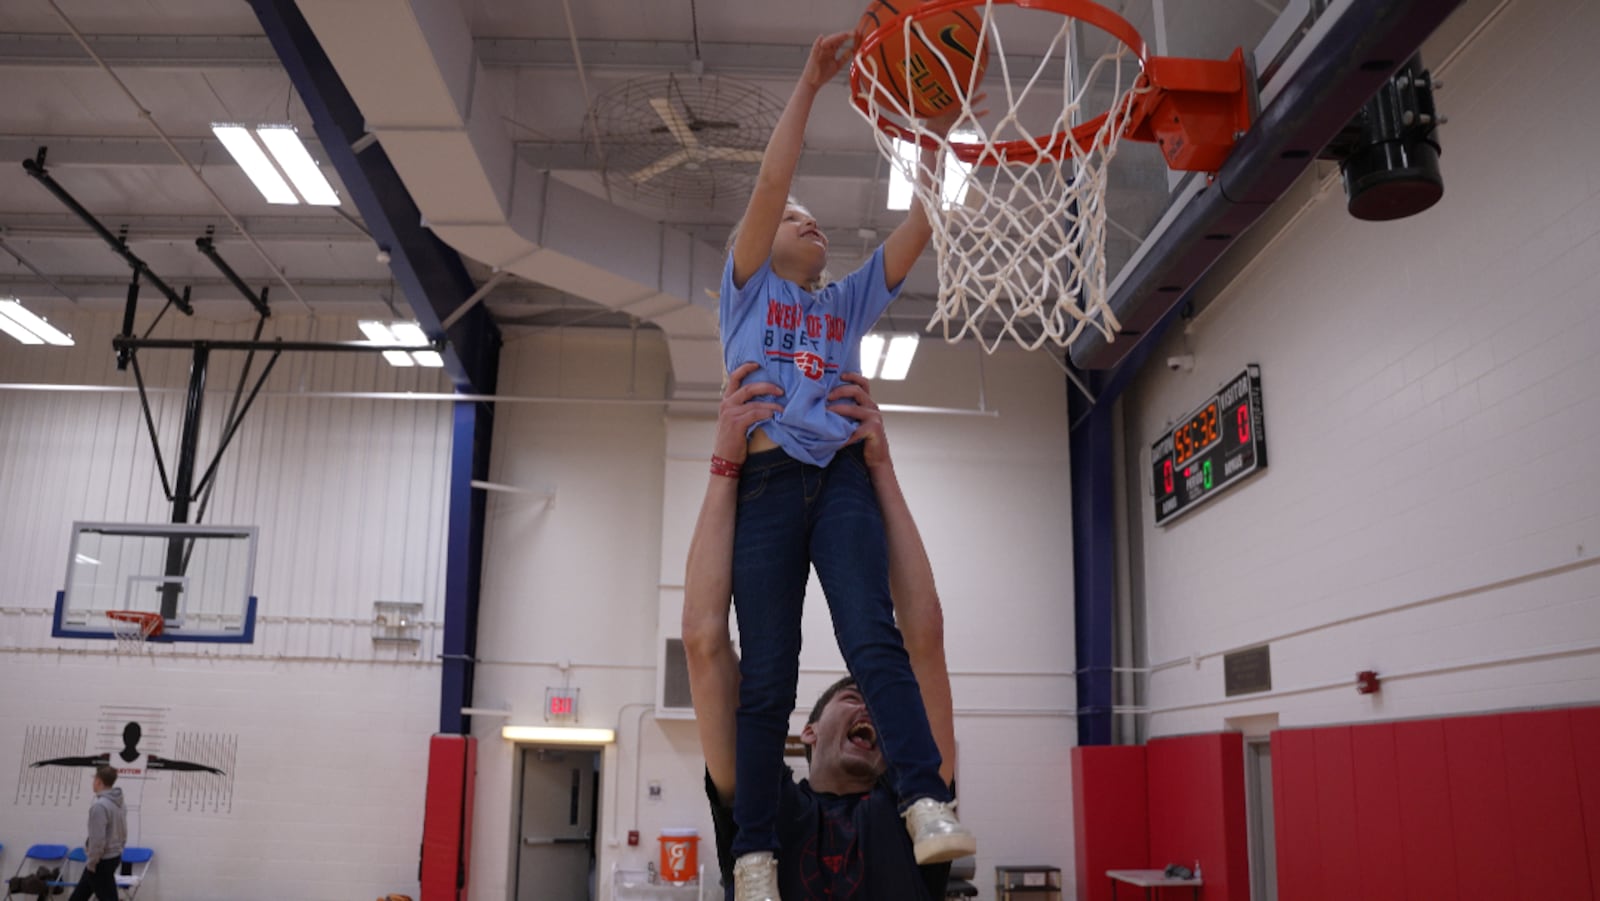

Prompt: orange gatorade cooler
xmin=658 ymin=828 xmax=699 ymax=884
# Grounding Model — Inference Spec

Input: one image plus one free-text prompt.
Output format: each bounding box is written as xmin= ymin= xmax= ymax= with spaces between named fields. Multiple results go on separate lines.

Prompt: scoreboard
xmin=1151 ymin=366 xmax=1267 ymax=525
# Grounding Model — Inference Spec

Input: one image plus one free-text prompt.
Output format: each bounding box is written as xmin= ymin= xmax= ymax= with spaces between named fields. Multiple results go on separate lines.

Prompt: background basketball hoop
xmin=106 ymin=610 xmax=164 ymax=655
xmin=850 ymin=0 xmax=1253 ymax=351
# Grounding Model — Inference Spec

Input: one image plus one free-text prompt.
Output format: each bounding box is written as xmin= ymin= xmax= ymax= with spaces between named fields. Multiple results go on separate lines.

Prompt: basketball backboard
xmin=53 ymin=522 xmax=259 ymax=643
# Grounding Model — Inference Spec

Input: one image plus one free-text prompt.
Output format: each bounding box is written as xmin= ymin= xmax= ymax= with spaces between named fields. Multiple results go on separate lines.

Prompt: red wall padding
xmin=1443 ymin=715 xmax=1518 ymax=900
xmin=1071 ymin=745 xmax=1149 ymax=901
xmin=1502 ymin=710 xmax=1590 ymax=900
xmin=421 ymin=734 xmax=477 ymax=901
xmin=1271 ymin=729 xmax=1320 ymax=901
xmin=1574 ymin=708 xmax=1600 ymax=900
xmin=1311 ymin=728 xmax=1361 ymax=901
xmin=1145 ymin=733 xmax=1250 ymax=901
xmin=1392 ymin=720 xmax=1459 ymax=901
xmin=1349 ymin=724 xmax=1405 ymax=901
xmin=1274 ymin=705 xmax=1600 ymax=901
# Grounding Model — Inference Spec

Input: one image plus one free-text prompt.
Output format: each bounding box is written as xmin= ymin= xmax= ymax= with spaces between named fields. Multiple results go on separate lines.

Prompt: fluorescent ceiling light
xmin=0 ymin=299 xmax=74 ymax=346
xmin=886 ymin=133 xmax=977 ymax=211
xmin=256 ymin=125 xmax=340 ymax=206
xmin=389 ymin=322 xmax=428 ymax=347
xmin=360 ymin=320 xmax=440 ymax=368
xmin=212 ymin=124 xmax=298 ymax=205
xmin=859 ymin=333 xmax=886 ymax=379
xmin=502 ymin=725 xmax=615 ymax=744
xmin=880 ymin=334 xmax=919 ymax=380
xmin=357 ymin=320 xmax=394 ymax=343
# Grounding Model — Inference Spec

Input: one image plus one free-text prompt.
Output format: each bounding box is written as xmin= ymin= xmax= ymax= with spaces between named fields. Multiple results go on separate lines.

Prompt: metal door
xmin=515 ymin=747 xmax=598 ymax=901
xmin=1246 ymin=737 xmax=1277 ymax=900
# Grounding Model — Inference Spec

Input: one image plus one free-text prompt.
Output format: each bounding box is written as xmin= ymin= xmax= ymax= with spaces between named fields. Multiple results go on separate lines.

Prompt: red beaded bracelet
xmin=710 ymin=454 xmax=742 ymax=478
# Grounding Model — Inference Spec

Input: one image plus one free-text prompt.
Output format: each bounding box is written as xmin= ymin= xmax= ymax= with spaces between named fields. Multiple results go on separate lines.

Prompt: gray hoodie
xmin=85 ymin=786 xmax=127 ymax=863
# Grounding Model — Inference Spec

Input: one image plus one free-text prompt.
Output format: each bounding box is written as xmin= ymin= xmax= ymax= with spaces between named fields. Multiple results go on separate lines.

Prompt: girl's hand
xmin=716 ymin=362 xmax=783 ymax=464
xmin=802 ymin=31 xmax=855 ymax=90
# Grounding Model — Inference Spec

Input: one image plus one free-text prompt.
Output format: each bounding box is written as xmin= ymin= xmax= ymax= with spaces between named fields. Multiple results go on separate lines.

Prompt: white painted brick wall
xmin=1131 ymin=0 xmax=1600 ymax=738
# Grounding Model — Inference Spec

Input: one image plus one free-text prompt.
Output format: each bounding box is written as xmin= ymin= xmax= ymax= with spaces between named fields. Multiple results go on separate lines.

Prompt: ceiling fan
xmin=587 ymin=73 xmax=782 ymax=205
xmin=630 ymin=95 xmax=764 ymax=184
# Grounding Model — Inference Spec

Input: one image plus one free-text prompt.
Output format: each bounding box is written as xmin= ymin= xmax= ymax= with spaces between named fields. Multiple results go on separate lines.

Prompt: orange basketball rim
xmin=851 ymin=0 xmax=1254 ymax=171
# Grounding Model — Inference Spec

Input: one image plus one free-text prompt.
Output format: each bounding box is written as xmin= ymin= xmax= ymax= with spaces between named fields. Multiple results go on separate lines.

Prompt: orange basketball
xmin=857 ymin=1 xmax=990 ymax=119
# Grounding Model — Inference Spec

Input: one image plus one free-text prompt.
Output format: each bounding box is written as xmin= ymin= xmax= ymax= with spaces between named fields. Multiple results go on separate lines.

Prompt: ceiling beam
xmin=515 ymin=141 xmax=883 ymax=180
xmin=0 ymin=33 xmax=281 ymax=68
xmin=248 ymin=0 xmax=498 ymax=393
xmin=0 ymin=135 xmax=329 ymax=169
xmin=0 ymin=212 xmax=368 ymax=245
xmin=0 ymin=274 xmax=396 ymax=304
xmin=1 ymin=135 xmax=879 ymax=180
xmin=0 ymin=33 xmax=1047 ymax=79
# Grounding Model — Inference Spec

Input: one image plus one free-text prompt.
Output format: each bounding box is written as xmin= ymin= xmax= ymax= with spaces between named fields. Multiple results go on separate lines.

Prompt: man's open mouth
xmin=847 ymin=721 xmax=877 ymax=751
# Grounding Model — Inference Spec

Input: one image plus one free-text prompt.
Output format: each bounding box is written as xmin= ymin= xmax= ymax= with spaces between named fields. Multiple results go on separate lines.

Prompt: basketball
xmin=857 ymin=1 xmax=990 ymax=119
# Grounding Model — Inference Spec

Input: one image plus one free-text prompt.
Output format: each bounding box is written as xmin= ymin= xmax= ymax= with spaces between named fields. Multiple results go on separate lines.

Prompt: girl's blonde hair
xmin=725 ymin=196 xmax=832 ymax=292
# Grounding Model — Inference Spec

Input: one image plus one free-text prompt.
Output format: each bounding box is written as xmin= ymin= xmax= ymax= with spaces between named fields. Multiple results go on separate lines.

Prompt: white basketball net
xmin=852 ymin=1 xmax=1149 ymax=351
xmin=109 ymin=614 xmax=159 ymax=655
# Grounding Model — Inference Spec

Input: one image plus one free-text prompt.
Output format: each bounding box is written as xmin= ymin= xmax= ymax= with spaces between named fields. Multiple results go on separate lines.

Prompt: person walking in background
xmin=70 ymin=765 xmax=126 ymax=901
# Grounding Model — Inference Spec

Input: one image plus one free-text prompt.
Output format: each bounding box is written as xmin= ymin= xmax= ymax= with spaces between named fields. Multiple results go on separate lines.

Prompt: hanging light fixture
xmin=0 ymin=298 xmax=74 ymax=346
xmin=212 ymin=123 xmax=340 ymax=206
xmin=859 ymin=333 xmax=918 ymax=380
xmin=358 ymin=320 xmax=443 ymax=368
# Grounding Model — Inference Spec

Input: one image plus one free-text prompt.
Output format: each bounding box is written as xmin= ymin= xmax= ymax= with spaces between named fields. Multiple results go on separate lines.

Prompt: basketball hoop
xmin=850 ymin=0 xmax=1253 ymax=351
xmin=106 ymin=610 xmax=163 ymax=655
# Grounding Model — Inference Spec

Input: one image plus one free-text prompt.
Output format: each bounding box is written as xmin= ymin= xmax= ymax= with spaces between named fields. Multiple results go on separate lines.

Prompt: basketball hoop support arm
xmin=116 ymin=335 xmax=444 ymax=620
xmin=1123 ymin=50 xmax=1256 ymax=173
xmin=22 ymin=148 xmax=196 ymax=326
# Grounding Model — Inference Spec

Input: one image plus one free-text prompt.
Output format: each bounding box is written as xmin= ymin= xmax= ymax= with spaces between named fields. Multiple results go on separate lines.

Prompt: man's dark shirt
xmin=707 ymin=767 xmax=951 ymax=900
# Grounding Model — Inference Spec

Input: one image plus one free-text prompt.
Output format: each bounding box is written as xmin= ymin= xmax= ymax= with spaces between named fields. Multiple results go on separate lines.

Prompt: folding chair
xmin=3 ymin=844 xmax=68 ymax=901
xmin=47 ymin=848 xmax=86 ymax=896
xmin=114 ymin=848 xmax=153 ymax=900
xmin=47 ymin=847 xmax=151 ymax=901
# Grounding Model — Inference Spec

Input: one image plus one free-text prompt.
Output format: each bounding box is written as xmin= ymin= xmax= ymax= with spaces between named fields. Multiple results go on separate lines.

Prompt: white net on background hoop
xmin=852 ymin=0 xmax=1151 ymax=352
xmin=107 ymin=611 xmax=161 ymax=655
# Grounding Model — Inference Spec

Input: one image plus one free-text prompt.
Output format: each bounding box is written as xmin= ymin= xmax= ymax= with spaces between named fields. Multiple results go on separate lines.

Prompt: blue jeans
xmin=729 ymin=443 xmax=950 ymax=856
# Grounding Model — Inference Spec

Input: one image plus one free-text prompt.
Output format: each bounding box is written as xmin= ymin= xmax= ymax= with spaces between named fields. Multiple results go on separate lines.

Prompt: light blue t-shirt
xmin=721 ymin=248 xmax=901 ymax=467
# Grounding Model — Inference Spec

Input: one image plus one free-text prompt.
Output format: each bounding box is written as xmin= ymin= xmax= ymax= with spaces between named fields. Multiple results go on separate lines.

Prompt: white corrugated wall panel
xmin=0 ymin=311 xmax=455 ymax=660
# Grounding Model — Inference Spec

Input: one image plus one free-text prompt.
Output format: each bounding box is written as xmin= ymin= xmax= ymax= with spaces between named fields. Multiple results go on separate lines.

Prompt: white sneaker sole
xmin=914 ymin=830 xmax=977 ymax=865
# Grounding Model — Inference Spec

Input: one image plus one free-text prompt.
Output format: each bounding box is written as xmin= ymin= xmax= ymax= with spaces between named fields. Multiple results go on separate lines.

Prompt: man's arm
xmin=829 ymin=375 xmax=956 ymax=785
xmin=84 ymin=802 xmax=107 ymax=865
xmin=683 ymin=363 xmax=784 ymax=803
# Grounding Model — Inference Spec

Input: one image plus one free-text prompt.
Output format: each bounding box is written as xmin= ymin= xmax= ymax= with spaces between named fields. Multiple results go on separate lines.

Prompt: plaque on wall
xmin=1224 ymin=645 xmax=1272 ymax=696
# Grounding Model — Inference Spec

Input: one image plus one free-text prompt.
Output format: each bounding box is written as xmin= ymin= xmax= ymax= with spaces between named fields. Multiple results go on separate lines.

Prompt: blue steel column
xmin=249 ymin=0 xmax=500 ymax=735
xmin=1071 ymin=295 xmax=1197 ymax=745
xmin=1070 ymin=370 xmax=1116 ymax=746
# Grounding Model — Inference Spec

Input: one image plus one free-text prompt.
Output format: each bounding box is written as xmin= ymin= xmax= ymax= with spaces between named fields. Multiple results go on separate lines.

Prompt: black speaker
xmin=1326 ymin=55 xmax=1445 ymax=221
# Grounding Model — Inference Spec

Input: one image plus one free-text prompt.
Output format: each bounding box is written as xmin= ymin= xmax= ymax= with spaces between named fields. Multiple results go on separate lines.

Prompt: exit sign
xmin=545 ymin=687 xmax=578 ymax=723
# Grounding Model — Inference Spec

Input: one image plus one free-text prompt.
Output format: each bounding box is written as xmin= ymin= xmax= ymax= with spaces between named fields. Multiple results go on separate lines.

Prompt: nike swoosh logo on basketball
xmin=938 ymin=26 xmax=977 ymax=63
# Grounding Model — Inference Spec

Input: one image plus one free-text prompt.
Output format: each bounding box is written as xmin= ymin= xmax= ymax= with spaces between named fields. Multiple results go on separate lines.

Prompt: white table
xmin=1106 ymin=869 xmax=1202 ymax=900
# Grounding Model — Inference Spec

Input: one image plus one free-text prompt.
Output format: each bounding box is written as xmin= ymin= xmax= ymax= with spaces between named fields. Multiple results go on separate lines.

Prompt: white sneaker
xmin=903 ymin=797 xmax=977 ymax=865
xmin=733 ymin=851 xmax=781 ymax=901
